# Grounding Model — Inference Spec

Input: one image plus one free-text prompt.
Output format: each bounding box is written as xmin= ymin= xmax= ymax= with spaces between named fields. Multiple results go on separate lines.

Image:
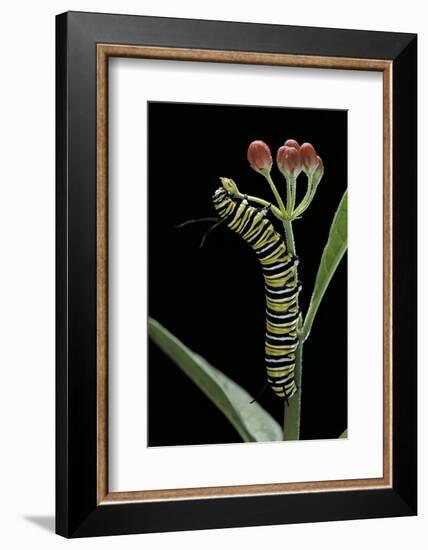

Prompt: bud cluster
xmin=247 ymin=139 xmax=322 ymax=180
xmin=246 ymin=138 xmax=324 ymax=220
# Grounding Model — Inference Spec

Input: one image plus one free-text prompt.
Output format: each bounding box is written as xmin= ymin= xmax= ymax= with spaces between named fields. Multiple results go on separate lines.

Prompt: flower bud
xmin=220 ymin=177 xmax=239 ymax=196
xmin=247 ymin=140 xmax=272 ymax=175
xmin=276 ymin=145 xmax=302 ymax=178
xmin=313 ymin=156 xmax=324 ymax=184
xmin=300 ymin=143 xmax=319 ymax=175
xmin=283 ymin=139 xmax=300 ymax=151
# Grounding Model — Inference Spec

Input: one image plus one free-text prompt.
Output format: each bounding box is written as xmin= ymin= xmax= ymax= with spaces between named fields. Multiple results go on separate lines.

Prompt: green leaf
xmin=302 ymin=190 xmax=348 ymax=342
xmin=339 ymin=429 xmax=348 ymax=439
xmin=148 ymin=317 xmax=282 ymax=442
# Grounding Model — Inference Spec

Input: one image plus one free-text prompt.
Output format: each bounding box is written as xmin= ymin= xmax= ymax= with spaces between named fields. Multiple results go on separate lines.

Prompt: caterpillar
xmin=212 ymin=187 xmax=301 ymax=401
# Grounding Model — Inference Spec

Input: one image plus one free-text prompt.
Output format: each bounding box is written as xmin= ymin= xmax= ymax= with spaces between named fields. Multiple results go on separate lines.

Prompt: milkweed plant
xmin=149 ymin=138 xmax=348 ymax=442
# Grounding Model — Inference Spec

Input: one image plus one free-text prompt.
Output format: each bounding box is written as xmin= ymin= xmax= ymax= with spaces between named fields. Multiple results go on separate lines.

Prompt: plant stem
xmin=293 ymin=175 xmax=318 ymax=219
xmin=265 ymin=173 xmax=287 ymax=217
xmin=286 ymin=176 xmax=296 ymax=217
xmin=282 ymin=218 xmax=296 ymax=255
xmin=283 ymin=338 xmax=303 ymax=440
xmin=281 ymin=217 xmax=303 ymax=441
xmin=292 ymin=174 xmax=312 ymax=217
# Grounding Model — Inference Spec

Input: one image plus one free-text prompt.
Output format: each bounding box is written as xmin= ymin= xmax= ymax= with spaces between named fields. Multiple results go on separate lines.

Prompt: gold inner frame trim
xmin=96 ymin=44 xmax=393 ymax=505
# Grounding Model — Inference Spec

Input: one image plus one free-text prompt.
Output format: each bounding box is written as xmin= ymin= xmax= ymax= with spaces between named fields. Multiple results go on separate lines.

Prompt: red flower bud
xmin=300 ymin=142 xmax=319 ymax=175
xmin=276 ymin=145 xmax=302 ymax=178
xmin=247 ymin=140 xmax=272 ymax=174
xmin=283 ymin=139 xmax=300 ymax=151
xmin=313 ymin=156 xmax=324 ymax=182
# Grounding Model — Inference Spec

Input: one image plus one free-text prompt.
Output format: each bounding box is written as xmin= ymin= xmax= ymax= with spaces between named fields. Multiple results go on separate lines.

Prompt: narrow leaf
xmin=149 ymin=318 xmax=282 ymax=442
xmin=302 ymin=190 xmax=348 ymax=341
xmin=339 ymin=429 xmax=348 ymax=439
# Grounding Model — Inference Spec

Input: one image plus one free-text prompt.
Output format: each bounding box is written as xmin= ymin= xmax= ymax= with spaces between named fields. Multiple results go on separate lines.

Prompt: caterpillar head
xmin=220 ymin=177 xmax=239 ymax=196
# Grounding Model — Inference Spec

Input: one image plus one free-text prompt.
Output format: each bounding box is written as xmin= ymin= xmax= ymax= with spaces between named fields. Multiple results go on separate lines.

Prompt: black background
xmin=148 ymin=101 xmax=347 ymax=446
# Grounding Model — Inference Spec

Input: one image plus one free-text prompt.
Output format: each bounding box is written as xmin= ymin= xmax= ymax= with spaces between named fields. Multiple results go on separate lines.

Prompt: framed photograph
xmin=56 ymin=11 xmax=417 ymax=537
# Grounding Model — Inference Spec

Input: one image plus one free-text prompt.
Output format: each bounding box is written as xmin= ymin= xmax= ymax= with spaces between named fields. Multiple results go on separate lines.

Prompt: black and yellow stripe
xmin=212 ymin=187 xmax=301 ymax=400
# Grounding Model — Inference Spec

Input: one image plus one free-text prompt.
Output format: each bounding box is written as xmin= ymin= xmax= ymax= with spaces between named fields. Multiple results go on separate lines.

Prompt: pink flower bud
xmin=283 ymin=139 xmax=300 ymax=151
xmin=300 ymin=142 xmax=319 ymax=175
xmin=313 ymin=156 xmax=324 ymax=183
xmin=276 ymin=145 xmax=302 ymax=178
xmin=247 ymin=140 xmax=272 ymax=174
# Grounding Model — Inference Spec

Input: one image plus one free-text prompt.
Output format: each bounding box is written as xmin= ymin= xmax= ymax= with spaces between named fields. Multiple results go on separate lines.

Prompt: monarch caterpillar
xmin=212 ymin=187 xmax=301 ymax=401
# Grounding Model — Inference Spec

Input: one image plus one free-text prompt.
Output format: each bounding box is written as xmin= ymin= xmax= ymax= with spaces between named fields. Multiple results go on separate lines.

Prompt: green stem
xmin=282 ymin=218 xmax=296 ymax=256
xmin=292 ymin=175 xmax=320 ymax=220
xmin=281 ymin=217 xmax=303 ymax=441
xmin=283 ymin=339 xmax=303 ymax=440
xmin=265 ymin=173 xmax=287 ymax=217
xmin=286 ymin=176 xmax=296 ymax=217
xmin=292 ymin=174 xmax=314 ymax=219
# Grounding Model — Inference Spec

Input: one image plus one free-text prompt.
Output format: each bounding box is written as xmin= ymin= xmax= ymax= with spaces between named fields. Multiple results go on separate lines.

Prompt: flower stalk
xmin=265 ymin=173 xmax=288 ymax=218
xmin=281 ymin=216 xmax=303 ymax=441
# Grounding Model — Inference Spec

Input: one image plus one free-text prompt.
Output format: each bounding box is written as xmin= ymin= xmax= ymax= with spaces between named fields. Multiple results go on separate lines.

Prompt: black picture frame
xmin=56 ymin=11 xmax=417 ymax=538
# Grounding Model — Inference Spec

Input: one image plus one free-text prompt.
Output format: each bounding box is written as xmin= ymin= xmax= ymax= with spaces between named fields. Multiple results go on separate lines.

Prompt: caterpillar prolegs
xmin=212 ymin=187 xmax=302 ymax=401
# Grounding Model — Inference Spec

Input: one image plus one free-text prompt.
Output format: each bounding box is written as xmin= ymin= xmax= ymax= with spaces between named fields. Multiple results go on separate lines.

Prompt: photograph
xmin=147 ymin=101 xmax=348 ymax=446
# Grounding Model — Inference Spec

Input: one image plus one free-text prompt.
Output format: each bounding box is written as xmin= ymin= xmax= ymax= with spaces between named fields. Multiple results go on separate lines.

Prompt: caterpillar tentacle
xmin=175 ymin=216 xmax=226 ymax=248
xmin=212 ymin=188 xmax=301 ymax=401
xmin=199 ymin=219 xmax=227 ymax=248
